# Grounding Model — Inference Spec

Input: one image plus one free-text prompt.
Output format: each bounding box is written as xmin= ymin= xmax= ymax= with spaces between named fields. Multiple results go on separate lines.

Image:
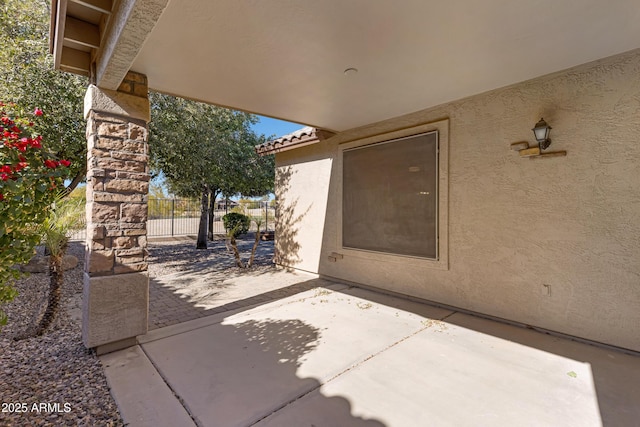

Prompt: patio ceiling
xmin=51 ymin=0 xmax=640 ymax=132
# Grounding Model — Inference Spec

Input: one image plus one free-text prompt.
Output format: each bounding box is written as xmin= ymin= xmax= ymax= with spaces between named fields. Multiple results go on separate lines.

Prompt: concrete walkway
xmin=101 ymin=271 xmax=640 ymax=427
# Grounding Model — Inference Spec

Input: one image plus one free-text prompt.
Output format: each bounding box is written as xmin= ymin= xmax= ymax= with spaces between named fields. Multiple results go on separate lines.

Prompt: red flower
xmin=0 ymin=165 xmax=11 ymax=173
xmin=33 ymin=107 xmax=43 ymax=116
xmin=44 ymin=159 xmax=58 ymax=169
xmin=1 ymin=173 xmax=9 ymax=181
xmin=14 ymin=162 xmax=28 ymax=172
xmin=0 ymin=192 xmax=4 ymax=201
xmin=59 ymin=159 xmax=71 ymax=167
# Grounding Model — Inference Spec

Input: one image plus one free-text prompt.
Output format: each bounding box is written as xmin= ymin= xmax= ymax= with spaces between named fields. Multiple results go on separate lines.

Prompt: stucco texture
xmin=275 ymin=49 xmax=640 ymax=352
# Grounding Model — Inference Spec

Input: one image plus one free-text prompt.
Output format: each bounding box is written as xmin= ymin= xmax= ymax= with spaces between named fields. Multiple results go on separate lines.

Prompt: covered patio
xmin=47 ymin=1 xmax=640 ymax=424
xmin=103 ymin=268 xmax=640 ymax=426
xmin=49 ymin=0 xmax=640 ymax=356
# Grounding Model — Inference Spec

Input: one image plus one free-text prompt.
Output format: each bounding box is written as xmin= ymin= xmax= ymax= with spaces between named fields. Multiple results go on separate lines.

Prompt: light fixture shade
xmin=532 ymin=118 xmax=551 ymax=143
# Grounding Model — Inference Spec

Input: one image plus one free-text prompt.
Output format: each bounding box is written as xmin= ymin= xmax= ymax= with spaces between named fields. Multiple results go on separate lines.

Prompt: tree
xmin=148 ymin=92 xmax=275 ymax=249
xmin=225 ymin=215 xmax=264 ymax=269
xmin=0 ymin=104 xmax=70 ymax=328
xmin=0 ymin=0 xmax=87 ymax=193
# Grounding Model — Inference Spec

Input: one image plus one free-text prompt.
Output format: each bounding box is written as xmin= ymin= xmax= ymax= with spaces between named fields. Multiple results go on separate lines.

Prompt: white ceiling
xmin=131 ymin=0 xmax=640 ymax=132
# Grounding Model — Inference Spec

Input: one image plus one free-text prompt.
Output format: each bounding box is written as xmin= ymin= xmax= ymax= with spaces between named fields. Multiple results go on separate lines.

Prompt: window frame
xmin=337 ymin=119 xmax=449 ymax=271
xmin=342 ymin=131 xmax=439 ymax=259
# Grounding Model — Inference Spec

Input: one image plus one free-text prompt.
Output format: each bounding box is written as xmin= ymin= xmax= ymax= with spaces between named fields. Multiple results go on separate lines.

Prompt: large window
xmin=342 ymin=131 xmax=438 ymax=259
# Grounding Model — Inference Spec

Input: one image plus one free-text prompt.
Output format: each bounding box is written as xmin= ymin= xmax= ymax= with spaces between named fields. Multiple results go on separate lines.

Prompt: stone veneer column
xmin=83 ymin=71 xmax=150 ymax=353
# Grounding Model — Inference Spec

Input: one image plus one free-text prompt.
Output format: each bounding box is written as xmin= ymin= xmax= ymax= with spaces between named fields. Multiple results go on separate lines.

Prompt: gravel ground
xmin=0 ymin=242 xmax=123 ymax=427
xmin=0 ymin=234 xmax=275 ymax=426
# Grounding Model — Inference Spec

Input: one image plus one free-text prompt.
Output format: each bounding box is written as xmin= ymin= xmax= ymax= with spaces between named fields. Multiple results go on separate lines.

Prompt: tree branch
xmin=61 ymin=165 xmax=87 ymax=197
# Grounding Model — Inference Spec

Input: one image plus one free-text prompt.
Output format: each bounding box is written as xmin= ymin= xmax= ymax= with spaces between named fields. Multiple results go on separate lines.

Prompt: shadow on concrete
xmin=142 ymin=305 xmax=386 ymax=426
xmin=144 ymin=238 xmax=388 ymax=424
xmin=147 ymin=239 xmax=640 ymax=426
xmin=148 ymin=239 xmax=282 ymax=329
xmin=148 ymin=274 xmax=325 ymax=330
xmin=233 ymin=317 xmax=385 ymax=426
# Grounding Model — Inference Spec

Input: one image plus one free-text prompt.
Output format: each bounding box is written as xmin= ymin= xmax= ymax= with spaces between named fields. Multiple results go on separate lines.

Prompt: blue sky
xmin=250 ymin=115 xmax=305 ymax=140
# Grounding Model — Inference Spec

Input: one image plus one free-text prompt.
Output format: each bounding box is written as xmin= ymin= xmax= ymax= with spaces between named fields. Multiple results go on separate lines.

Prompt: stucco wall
xmin=275 ymin=49 xmax=640 ymax=352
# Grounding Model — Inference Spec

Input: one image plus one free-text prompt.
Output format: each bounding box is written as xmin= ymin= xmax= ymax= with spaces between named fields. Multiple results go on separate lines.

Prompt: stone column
xmin=83 ymin=71 xmax=150 ymax=354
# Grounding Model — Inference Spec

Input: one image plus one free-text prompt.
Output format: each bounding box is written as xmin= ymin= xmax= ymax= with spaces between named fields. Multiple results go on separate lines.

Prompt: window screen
xmin=342 ymin=131 xmax=438 ymax=258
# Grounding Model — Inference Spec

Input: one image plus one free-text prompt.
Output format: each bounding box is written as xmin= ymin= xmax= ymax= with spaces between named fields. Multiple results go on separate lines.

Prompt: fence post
xmin=171 ymin=198 xmax=175 ymax=236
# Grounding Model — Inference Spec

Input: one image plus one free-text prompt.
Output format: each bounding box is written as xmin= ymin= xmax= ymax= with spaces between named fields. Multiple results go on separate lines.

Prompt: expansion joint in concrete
xmin=138 ymin=344 xmax=201 ymax=427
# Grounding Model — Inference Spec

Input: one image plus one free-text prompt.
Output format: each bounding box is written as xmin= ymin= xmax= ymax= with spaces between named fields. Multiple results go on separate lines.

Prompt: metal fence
xmin=148 ymin=198 xmax=201 ymax=237
xmin=70 ymin=198 xmax=276 ymax=240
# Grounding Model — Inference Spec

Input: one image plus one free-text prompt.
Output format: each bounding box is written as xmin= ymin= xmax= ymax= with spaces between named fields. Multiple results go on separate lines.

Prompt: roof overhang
xmin=255 ymin=127 xmax=336 ymax=156
xmin=50 ymin=0 xmax=169 ymax=87
xmin=51 ymin=1 xmax=640 ymax=132
xmin=50 ymin=0 xmax=112 ymax=76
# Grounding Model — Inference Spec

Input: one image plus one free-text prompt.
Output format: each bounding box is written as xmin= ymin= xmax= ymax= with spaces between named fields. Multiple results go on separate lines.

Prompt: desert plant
xmin=247 ymin=217 xmax=263 ymax=268
xmin=226 ymin=216 xmax=263 ymax=269
xmin=222 ymin=212 xmax=250 ymax=238
xmin=16 ymin=195 xmax=84 ymax=339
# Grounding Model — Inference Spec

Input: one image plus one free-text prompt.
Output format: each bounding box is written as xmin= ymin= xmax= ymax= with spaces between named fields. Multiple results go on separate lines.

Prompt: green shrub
xmin=0 ymin=104 xmax=69 ymax=328
xmin=222 ymin=212 xmax=250 ymax=237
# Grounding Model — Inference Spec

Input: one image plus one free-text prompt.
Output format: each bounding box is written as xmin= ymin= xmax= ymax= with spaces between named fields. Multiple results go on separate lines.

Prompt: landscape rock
xmin=20 ymin=254 xmax=79 ymax=273
xmin=1 ymin=242 xmax=123 ymax=426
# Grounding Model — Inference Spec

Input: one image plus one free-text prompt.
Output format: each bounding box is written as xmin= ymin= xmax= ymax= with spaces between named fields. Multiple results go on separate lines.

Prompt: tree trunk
xmin=15 ymin=251 xmax=65 ymax=340
xmin=207 ymin=192 xmax=214 ymax=240
xmin=207 ymin=190 xmax=219 ymax=241
xmin=229 ymin=235 xmax=244 ymax=268
xmin=37 ymin=255 xmax=64 ymax=335
xmin=196 ymin=186 xmax=209 ymax=249
xmin=247 ymin=221 xmax=261 ymax=268
xmin=61 ymin=165 xmax=87 ymax=197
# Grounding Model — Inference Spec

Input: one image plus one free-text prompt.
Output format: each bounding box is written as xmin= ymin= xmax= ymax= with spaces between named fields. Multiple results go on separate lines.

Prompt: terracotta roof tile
xmin=255 ymin=127 xmax=335 ymax=155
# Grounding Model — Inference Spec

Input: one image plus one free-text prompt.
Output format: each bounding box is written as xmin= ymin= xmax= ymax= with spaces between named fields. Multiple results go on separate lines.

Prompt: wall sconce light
xmin=510 ymin=117 xmax=566 ymax=159
xmin=532 ymin=118 xmax=552 ymax=150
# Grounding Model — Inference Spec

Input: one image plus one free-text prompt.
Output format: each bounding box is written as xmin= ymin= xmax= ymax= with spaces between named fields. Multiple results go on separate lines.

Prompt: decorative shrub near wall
xmin=0 ymin=103 xmax=70 ymax=327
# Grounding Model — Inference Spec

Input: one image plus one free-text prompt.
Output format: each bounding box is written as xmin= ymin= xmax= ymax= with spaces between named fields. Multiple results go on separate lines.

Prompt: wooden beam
xmin=529 ymin=151 xmax=567 ymax=159
xmin=510 ymin=141 xmax=529 ymax=151
xmin=61 ymin=47 xmax=91 ymax=73
xmin=64 ymin=16 xmax=100 ymax=49
xmin=49 ymin=0 xmax=59 ymax=54
xmin=519 ymin=147 xmax=541 ymax=157
xmin=70 ymin=0 xmax=113 ymax=14
xmin=52 ymin=0 xmax=68 ymax=70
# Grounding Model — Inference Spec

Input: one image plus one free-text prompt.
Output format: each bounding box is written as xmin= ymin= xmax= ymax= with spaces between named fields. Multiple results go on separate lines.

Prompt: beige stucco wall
xmin=275 ymin=48 xmax=640 ymax=352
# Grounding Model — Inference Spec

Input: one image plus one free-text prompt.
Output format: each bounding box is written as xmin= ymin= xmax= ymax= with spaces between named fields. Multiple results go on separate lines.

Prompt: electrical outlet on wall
xmin=541 ymin=284 xmax=551 ymax=297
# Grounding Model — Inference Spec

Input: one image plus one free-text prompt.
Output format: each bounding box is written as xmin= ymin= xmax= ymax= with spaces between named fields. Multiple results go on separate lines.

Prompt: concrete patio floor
xmin=101 ymin=270 xmax=640 ymax=427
